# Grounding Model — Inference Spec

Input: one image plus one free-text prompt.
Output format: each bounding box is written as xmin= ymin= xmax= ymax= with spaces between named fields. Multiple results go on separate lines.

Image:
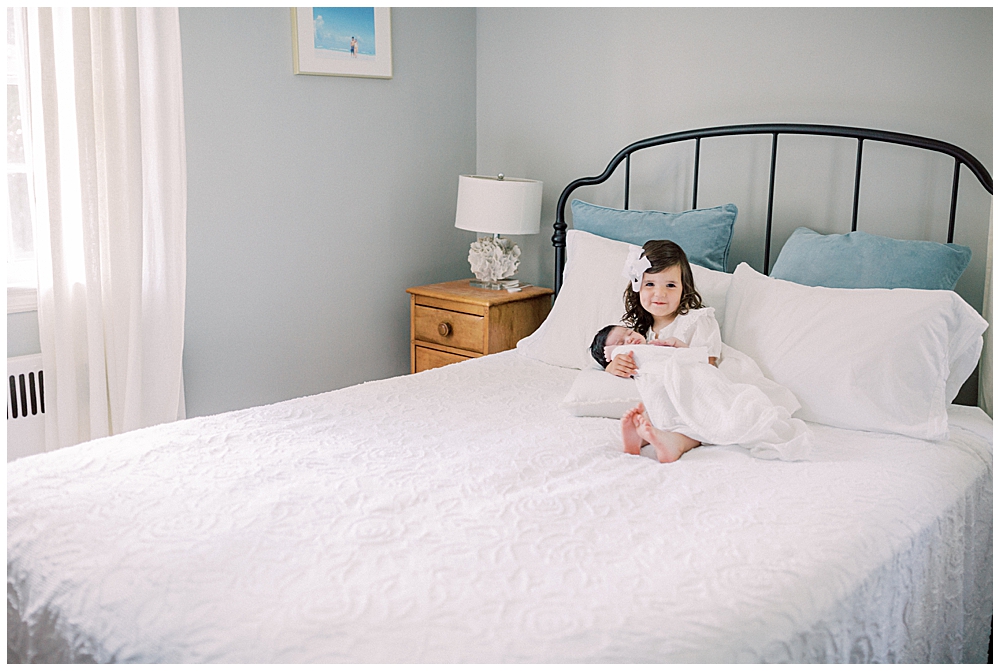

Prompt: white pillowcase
xmin=517 ymin=229 xmax=732 ymax=370
xmin=722 ymin=263 xmax=988 ymax=440
xmin=691 ymin=262 xmax=731 ymax=326
xmin=561 ymin=369 xmax=641 ymax=418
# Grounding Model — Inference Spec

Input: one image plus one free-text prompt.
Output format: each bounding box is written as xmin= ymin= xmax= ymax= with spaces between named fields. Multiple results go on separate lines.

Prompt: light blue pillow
xmin=770 ymin=227 xmax=972 ymax=290
xmin=570 ymin=200 xmax=737 ymax=272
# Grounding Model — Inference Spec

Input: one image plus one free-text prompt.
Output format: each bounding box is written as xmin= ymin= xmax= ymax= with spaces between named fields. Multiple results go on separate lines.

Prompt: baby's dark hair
xmin=590 ymin=324 xmax=618 ymax=369
xmin=623 ymin=239 xmax=703 ymax=336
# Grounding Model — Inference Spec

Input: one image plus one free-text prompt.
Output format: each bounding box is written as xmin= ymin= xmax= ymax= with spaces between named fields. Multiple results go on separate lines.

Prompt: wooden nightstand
xmin=407 ymin=280 xmax=553 ymax=373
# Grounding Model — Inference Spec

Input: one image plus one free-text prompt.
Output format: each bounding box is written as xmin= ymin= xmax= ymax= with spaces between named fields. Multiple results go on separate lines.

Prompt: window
xmin=6 ymin=7 xmax=37 ymax=313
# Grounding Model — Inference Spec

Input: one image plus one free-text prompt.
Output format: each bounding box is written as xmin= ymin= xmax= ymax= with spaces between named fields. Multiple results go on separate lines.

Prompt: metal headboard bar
xmin=851 ymin=138 xmax=864 ymax=232
xmin=949 ymin=158 xmax=962 ymax=244
xmin=552 ymin=123 xmax=994 ymax=295
xmin=624 ymin=154 xmax=630 ymax=210
xmin=764 ymin=133 xmax=779 ymax=271
xmin=692 ymin=137 xmax=701 ymax=209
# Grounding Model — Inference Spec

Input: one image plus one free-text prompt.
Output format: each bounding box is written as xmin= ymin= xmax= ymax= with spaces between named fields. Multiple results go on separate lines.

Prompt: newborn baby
xmin=590 ymin=324 xmax=687 ymax=373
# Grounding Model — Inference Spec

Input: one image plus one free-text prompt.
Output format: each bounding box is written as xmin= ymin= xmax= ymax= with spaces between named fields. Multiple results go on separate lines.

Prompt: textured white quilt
xmin=7 ymin=351 xmax=993 ymax=663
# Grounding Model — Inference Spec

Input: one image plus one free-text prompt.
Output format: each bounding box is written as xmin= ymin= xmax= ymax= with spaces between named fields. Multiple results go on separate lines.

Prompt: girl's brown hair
xmin=622 ymin=239 xmax=703 ymax=336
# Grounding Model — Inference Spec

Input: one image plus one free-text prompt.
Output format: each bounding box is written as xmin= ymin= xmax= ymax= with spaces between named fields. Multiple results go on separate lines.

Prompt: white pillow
xmin=517 ymin=230 xmax=732 ymax=369
xmin=561 ymin=368 xmax=641 ymax=418
xmin=691 ymin=261 xmax=731 ymax=326
xmin=722 ymin=263 xmax=988 ymax=440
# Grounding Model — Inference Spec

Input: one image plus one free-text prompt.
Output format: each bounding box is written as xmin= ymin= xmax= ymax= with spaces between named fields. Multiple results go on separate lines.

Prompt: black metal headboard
xmin=552 ymin=123 xmax=993 ymax=295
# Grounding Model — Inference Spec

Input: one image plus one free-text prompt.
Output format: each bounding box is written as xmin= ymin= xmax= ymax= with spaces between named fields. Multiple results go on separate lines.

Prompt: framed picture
xmin=292 ymin=7 xmax=392 ymax=79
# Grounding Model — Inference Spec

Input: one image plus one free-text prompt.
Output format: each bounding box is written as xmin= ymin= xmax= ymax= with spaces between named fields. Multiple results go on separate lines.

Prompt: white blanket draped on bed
xmin=7 ymin=351 xmax=993 ymax=663
xmin=617 ymin=343 xmax=812 ymax=460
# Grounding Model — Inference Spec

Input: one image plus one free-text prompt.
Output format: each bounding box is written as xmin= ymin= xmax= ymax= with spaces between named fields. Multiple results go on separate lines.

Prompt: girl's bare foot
xmin=634 ymin=412 xmax=700 ymax=463
xmin=621 ymin=404 xmax=646 ymax=455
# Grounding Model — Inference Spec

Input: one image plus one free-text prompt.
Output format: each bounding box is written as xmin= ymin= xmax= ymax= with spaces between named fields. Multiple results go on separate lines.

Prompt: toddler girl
xmin=605 ymin=240 xmax=721 ymax=378
xmin=593 ymin=240 xmax=810 ymax=464
xmin=602 ymin=240 xmax=722 ymax=462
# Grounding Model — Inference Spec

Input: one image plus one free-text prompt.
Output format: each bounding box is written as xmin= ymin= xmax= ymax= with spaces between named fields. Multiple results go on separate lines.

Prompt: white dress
xmin=649 ymin=307 xmax=722 ymax=360
xmin=613 ymin=307 xmax=812 ymax=460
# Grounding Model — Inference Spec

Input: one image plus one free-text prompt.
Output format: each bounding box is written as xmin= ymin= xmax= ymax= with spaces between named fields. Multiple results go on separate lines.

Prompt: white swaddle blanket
xmin=612 ymin=343 xmax=812 ymax=461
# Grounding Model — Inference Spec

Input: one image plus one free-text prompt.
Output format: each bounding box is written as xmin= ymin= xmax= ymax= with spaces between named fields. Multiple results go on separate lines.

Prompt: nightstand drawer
xmin=413 ymin=305 xmax=484 ymax=352
xmin=414 ymin=346 xmax=472 ymax=372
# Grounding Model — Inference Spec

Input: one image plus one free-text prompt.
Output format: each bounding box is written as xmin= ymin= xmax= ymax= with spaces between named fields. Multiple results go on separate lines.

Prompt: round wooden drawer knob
xmin=438 ymin=322 xmax=452 ymax=337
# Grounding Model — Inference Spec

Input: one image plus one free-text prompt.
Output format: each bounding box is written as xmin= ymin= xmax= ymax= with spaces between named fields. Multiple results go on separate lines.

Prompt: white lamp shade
xmin=455 ymin=175 xmax=543 ymax=236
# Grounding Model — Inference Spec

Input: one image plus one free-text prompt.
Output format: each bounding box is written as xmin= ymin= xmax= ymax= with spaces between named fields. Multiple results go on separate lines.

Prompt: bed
xmin=8 ymin=124 xmax=993 ymax=663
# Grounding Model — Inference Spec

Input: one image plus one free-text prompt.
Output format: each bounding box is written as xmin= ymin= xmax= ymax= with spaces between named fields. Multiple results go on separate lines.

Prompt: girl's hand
xmin=655 ymin=337 xmax=687 ymax=348
xmin=606 ymin=352 xmax=637 ymax=378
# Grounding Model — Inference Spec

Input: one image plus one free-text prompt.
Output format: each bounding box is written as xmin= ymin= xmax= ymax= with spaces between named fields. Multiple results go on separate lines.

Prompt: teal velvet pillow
xmin=770 ymin=227 xmax=972 ymax=290
xmin=570 ymin=200 xmax=737 ymax=272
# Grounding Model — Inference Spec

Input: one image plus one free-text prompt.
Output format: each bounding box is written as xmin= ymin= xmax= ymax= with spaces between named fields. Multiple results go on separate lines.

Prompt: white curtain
xmin=26 ymin=8 xmax=187 ymax=450
xmin=979 ymin=200 xmax=992 ymax=418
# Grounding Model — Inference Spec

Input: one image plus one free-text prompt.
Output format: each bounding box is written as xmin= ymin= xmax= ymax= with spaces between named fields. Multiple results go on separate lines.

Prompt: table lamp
xmin=454 ymin=174 xmax=543 ymax=290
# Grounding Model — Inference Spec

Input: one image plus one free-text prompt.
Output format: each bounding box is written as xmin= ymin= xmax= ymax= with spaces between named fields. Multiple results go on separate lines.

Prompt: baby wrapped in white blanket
xmin=612 ymin=343 xmax=812 ymax=461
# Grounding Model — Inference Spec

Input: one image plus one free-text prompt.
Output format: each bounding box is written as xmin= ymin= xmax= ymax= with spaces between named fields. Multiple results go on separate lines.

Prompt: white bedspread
xmin=7 ymin=351 xmax=993 ymax=663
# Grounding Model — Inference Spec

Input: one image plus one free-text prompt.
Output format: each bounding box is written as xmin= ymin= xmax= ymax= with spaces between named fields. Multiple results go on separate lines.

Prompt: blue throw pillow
xmin=770 ymin=227 xmax=972 ymax=290
xmin=570 ymin=200 xmax=737 ymax=272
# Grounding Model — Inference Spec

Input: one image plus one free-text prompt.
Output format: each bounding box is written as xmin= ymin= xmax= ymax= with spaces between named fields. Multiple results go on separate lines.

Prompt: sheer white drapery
xmin=27 ymin=8 xmax=187 ymax=450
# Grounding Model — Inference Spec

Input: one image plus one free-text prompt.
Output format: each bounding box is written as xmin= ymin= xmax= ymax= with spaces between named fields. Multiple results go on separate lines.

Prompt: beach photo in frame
xmin=292 ymin=8 xmax=392 ymax=78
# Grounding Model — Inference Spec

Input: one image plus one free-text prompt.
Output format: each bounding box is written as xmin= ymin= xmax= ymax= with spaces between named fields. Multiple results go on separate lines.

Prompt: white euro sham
xmin=722 ymin=263 xmax=988 ymax=440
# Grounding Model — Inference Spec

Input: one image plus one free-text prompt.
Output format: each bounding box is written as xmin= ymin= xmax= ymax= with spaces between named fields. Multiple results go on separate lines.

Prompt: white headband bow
xmin=621 ymin=246 xmax=651 ymax=291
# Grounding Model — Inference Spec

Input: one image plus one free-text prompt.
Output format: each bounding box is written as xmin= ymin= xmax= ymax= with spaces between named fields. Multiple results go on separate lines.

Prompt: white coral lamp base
xmin=468 ymin=235 xmax=522 ymax=290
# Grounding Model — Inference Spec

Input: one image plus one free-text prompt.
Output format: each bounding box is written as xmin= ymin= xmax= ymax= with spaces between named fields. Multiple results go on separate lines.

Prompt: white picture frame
xmin=291 ymin=7 xmax=392 ymax=79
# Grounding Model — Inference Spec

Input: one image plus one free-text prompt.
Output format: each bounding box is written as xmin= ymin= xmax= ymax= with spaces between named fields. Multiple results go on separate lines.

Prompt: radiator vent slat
xmin=29 ymin=371 xmax=38 ymax=415
xmin=8 ymin=375 xmax=18 ymax=419
xmin=19 ymin=373 xmax=28 ymax=418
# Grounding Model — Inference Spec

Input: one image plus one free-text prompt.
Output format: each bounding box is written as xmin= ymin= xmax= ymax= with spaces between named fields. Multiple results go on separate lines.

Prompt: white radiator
xmin=7 ymin=354 xmax=46 ymax=462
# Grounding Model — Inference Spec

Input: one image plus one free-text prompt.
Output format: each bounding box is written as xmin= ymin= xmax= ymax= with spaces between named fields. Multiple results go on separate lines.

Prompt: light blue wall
xmin=476 ymin=8 xmax=992 ymax=312
xmin=179 ymin=8 xmax=477 ymax=416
